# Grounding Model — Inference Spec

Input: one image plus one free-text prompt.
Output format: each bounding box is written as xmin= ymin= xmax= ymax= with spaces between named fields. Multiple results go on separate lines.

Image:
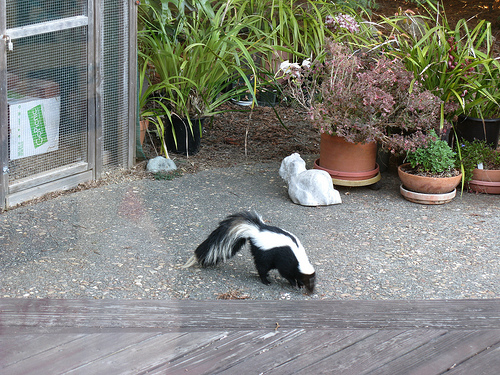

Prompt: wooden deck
xmin=1 ymin=298 xmax=499 ymax=374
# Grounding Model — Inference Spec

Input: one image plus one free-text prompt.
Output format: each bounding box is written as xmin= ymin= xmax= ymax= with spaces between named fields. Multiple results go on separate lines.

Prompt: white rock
xmin=147 ymin=156 xmax=177 ymax=173
xmin=279 ymin=153 xmax=341 ymax=206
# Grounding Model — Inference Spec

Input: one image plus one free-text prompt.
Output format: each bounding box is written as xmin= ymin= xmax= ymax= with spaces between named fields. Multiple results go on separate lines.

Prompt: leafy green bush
xmin=406 ymin=130 xmax=457 ymax=174
xmin=139 ymin=2 xmax=264 ymax=117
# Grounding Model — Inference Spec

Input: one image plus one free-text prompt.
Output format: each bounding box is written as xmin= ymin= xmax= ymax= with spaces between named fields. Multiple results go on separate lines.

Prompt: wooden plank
xmin=214 ymin=330 xmax=377 ymax=375
xmin=369 ymin=330 xmax=500 ymax=375
xmin=1 ymin=331 xmax=229 ymax=375
xmin=6 ymin=170 xmax=92 ymax=208
xmin=7 ymin=16 xmax=90 ymax=40
xmin=68 ymin=331 xmax=230 ymax=375
xmin=0 ymin=333 xmax=86 ymax=368
xmin=265 ymin=329 xmax=448 ymax=375
xmin=2 ymin=332 xmax=164 ymax=374
xmin=1 ymin=299 xmax=499 ymax=332
xmin=0 ymin=37 xmax=9 ymax=210
xmin=448 ymin=342 xmax=500 ymax=374
xmin=165 ymin=329 xmax=308 ymax=374
xmin=8 ymin=161 xmax=88 ymax=193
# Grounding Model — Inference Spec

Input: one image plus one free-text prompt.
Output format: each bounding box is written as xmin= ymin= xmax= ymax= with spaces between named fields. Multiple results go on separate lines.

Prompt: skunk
xmin=184 ymin=211 xmax=315 ymax=293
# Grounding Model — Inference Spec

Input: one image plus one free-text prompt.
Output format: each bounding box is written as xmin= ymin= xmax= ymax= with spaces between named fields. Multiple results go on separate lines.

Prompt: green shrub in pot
xmin=138 ymin=0 xmax=267 ymax=150
xmin=380 ymin=0 xmax=498 ymax=123
xmin=456 ymin=139 xmax=500 ymax=183
xmin=406 ymin=129 xmax=457 ymax=176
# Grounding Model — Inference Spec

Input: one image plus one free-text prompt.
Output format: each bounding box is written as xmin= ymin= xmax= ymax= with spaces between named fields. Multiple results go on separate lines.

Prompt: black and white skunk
xmin=184 ymin=211 xmax=315 ymax=293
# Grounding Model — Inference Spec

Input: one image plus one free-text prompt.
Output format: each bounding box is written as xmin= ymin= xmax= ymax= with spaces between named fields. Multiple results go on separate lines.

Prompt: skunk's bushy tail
xmin=186 ymin=211 xmax=262 ymax=267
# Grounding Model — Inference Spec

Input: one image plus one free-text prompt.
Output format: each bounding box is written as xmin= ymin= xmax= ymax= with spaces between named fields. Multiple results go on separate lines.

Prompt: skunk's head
xmin=292 ymin=239 xmax=315 ymax=294
xmin=300 ymin=272 xmax=315 ymax=294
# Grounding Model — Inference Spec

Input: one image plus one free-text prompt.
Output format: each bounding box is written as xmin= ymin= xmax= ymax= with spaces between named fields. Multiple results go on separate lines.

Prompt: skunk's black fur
xmin=184 ymin=211 xmax=315 ymax=293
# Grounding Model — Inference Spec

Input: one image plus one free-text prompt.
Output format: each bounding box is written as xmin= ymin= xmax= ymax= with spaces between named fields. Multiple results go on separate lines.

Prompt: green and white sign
xmin=27 ymin=104 xmax=49 ymax=148
xmin=8 ymin=96 xmax=60 ymax=160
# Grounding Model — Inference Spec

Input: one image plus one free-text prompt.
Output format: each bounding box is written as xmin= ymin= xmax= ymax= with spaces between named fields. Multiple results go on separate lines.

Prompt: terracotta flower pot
xmin=468 ymin=168 xmax=500 ymax=194
xmin=314 ymin=159 xmax=380 ymax=181
xmin=471 ymin=168 xmax=500 ymax=182
xmin=319 ymin=133 xmax=377 ymax=172
xmin=140 ymin=118 xmax=149 ymax=146
xmin=398 ymin=163 xmax=462 ymax=194
xmin=468 ymin=180 xmax=500 ymax=194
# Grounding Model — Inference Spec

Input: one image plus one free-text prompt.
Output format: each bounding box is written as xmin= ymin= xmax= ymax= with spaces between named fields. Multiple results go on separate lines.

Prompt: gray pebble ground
xmin=1 ymin=161 xmax=499 ymax=301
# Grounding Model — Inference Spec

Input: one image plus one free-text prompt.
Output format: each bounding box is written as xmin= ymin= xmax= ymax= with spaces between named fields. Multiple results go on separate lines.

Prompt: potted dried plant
xmin=278 ymin=38 xmax=451 ymax=185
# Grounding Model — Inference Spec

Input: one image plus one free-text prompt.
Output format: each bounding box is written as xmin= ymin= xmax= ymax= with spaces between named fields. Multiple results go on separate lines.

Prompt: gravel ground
xmin=1 ymin=159 xmax=499 ymax=301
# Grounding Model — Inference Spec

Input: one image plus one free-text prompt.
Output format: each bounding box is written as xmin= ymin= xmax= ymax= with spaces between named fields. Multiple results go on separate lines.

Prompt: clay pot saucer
xmin=468 ymin=180 xmax=500 ymax=194
xmin=314 ymin=159 xmax=380 ymax=181
xmin=400 ymin=185 xmax=457 ymax=205
xmin=471 ymin=169 xmax=500 ymax=183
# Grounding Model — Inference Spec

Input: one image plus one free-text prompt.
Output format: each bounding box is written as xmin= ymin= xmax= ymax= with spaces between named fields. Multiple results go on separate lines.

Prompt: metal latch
xmin=2 ymin=35 xmax=13 ymax=51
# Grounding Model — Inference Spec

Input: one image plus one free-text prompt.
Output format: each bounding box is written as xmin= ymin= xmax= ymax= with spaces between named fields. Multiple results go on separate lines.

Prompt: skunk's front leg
xmin=256 ymin=264 xmax=271 ymax=285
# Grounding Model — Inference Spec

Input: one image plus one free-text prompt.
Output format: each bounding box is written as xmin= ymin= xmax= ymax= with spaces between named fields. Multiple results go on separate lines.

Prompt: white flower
xmin=302 ymin=58 xmax=311 ymax=68
xmin=279 ymin=60 xmax=301 ymax=78
xmin=279 ymin=60 xmax=292 ymax=72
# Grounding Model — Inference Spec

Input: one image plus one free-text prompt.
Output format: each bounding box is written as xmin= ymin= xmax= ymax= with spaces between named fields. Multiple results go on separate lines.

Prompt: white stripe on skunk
xmin=183 ymin=211 xmax=315 ymax=293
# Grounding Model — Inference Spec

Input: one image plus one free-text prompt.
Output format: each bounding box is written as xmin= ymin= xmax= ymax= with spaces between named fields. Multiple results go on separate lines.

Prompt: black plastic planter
xmin=165 ymin=117 xmax=205 ymax=156
xmin=454 ymin=115 xmax=500 ymax=148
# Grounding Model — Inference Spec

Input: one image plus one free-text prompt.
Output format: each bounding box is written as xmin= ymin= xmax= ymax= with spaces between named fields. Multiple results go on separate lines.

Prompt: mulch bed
xmin=140 ymin=103 xmax=320 ymax=174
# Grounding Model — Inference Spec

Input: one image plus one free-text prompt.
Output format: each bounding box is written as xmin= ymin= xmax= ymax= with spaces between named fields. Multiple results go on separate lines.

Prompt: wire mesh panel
xmin=100 ymin=0 xmax=131 ymax=169
xmin=7 ymin=26 xmax=88 ymax=182
xmin=1 ymin=0 xmax=135 ymax=208
xmin=6 ymin=0 xmax=87 ymax=29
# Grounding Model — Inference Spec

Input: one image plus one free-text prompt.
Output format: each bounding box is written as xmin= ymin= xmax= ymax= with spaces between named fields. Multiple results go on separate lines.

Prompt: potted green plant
xmin=278 ymin=38 xmax=451 ymax=185
xmin=138 ymin=1 xmax=263 ymax=155
xmin=457 ymin=139 xmax=500 ymax=194
xmin=230 ymin=1 xmax=361 ymax=108
xmin=398 ymin=129 xmax=462 ymax=204
xmin=380 ymin=0 xmax=500 ymax=145
xmin=454 ymin=61 xmax=500 ymax=148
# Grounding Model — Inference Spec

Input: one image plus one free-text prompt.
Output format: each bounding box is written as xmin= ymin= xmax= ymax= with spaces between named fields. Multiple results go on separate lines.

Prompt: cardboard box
xmin=8 ymin=95 xmax=61 ymax=160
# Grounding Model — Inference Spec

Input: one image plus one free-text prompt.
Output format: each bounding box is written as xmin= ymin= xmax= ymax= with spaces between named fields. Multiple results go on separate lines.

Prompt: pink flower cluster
xmin=447 ymin=37 xmax=474 ymax=75
xmin=325 ymin=14 xmax=360 ymax=34
xmin=280 ymin=40 xmax=454 ymax=154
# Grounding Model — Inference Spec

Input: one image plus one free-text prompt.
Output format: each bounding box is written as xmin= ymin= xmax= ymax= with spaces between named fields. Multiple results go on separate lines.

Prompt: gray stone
xmin=279 ymin=153 xmax=341 ymax=206
xmin=147 ymin=156 xmax=177 ymax=173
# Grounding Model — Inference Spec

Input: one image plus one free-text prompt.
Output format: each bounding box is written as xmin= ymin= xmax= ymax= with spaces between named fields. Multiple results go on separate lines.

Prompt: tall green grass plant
xmin=380 ymin=0 xmax=500 ymax=122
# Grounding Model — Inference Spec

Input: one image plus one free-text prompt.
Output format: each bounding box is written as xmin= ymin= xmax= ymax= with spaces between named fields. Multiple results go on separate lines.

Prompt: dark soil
xmin=375 ymin=0 xmax=500 ymax=30
xmin=399 ymin=163 xmax=462 ymax=178
xmin=140 ymin=103 xmax=319 ymax=174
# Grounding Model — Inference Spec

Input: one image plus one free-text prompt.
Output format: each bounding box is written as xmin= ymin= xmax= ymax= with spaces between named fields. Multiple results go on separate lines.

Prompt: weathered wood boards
xmin=1 ymin=299 xmax=499 ymax=374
